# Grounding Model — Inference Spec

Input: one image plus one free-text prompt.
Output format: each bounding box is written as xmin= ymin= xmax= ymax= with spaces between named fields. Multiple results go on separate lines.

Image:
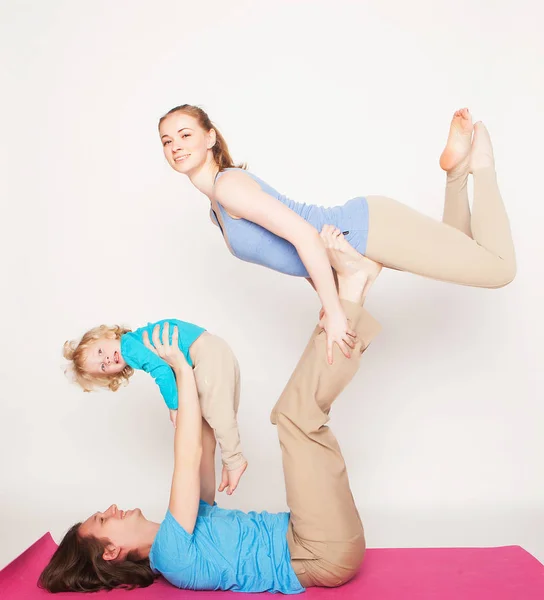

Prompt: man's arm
xmin=143 ymin=324 xmax=202 ymax=534
xmin=200 ymin=419 xmax=217 ymax=506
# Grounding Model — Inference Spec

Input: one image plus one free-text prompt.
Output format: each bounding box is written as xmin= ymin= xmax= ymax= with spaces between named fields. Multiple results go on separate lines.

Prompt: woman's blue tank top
xmin=210 ymin=168 xmax=369 ymax=278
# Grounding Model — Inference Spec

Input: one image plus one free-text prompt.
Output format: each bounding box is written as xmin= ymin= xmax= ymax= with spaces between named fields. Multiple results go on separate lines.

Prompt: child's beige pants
xmin=191 ymin=333 xmax=245 ymax=471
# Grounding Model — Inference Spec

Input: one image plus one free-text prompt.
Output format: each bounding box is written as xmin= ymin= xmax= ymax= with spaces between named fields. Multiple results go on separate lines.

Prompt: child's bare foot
xmin=469 ymin=121 xmax=495 ymax=172
xmin=439 ymin=108 xmax=473 ymax=174
xmin=218 ymin=461 xmax=248 ymax=496
xmin=320 ymin=225 xmax=382 ymax=302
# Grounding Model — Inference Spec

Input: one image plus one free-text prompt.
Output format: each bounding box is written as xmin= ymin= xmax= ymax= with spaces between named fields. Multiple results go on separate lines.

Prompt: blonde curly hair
xmin=63 ymin=325 xmax=134 ymax=392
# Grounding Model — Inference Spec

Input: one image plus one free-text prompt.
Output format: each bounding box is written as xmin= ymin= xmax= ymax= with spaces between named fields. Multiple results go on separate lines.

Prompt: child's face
xmin=83 ymin=336 xmax=126 ymax=376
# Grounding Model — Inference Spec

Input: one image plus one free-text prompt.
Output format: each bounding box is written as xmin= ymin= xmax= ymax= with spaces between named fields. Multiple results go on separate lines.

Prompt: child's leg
xmin=191 ymin=334 xmax=245 ymax=470
xmin=272 ymin=293 xmax=381 ymax=588
xmin=365 ymin=124 xmax=516 ymax=287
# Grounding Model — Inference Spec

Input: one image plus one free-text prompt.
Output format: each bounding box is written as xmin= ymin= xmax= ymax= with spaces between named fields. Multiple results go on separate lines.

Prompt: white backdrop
xmin=1 ymin=0 xmax=543 ymax=570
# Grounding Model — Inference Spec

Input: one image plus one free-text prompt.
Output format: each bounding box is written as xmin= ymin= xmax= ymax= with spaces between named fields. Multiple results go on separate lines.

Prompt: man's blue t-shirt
xmin=149 ymin=501 xmax=304 ymax=594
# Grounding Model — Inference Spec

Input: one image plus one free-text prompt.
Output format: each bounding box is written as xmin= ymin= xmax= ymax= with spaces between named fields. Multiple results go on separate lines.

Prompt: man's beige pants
xmin=271 ymin=300 xmax=382 ymax=588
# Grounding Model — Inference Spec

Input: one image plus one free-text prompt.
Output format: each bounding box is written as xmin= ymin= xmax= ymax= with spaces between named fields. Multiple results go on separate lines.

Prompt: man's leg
xmin=272 ymin=247 xmax=382 ymax=587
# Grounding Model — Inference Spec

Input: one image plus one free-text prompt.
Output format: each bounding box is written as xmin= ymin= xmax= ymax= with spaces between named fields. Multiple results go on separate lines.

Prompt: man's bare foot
xmin=469 ymin=121 xmax=495 ymax=172
xmin=439 ymin=108 xmax=473 ymax=175
xmin=320 ymin=225 xmax=382 ymax=303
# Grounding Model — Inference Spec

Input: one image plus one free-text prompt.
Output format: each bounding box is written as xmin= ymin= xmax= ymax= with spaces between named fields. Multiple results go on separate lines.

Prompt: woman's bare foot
xmin=469 ymin=121 xmax=495 ymax=172
xmin=320 ymin=225 xmax=382 ymax=302
xmin=439 ymin=108 xmax=473 ymax=174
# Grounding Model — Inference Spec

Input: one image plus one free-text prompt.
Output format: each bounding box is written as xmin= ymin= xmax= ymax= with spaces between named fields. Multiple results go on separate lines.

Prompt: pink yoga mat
xmin=1 ymin=533 xmax=543 ymax=599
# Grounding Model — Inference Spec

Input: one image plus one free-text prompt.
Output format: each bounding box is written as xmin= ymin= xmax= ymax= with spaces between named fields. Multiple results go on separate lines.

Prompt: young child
xmin=64 ymin=319 xmax=247 ymax=495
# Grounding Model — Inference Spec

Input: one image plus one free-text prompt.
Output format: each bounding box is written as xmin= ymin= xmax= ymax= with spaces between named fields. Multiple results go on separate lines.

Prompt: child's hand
xmin=218 ymin=461 xmax=248 ymax=496
xmin=169 ymin=409 xmax=178 ymax=428
xmin=143 ymin=323 xmax=188 ymax=371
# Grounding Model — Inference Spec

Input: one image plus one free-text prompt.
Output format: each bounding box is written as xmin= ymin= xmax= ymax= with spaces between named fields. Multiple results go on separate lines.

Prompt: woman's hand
xmin=143 ymin=322 xmax=189 ymax=372
xmin=319 ymin=307 xmax=357 ymax=364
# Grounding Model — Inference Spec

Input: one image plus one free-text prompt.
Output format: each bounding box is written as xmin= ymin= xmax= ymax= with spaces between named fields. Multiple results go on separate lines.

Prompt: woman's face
xmin=159 ymin=112 xmax=216 ymax=174
xmin=79 ymin=504 xmax=147 ymax=560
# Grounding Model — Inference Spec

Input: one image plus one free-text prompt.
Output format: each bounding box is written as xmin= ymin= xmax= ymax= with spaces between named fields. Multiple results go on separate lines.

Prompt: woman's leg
xmin=365 ymin=120 xmax=516 ymax=288
xmin=440 ymin=107 xmax=472 ymax=237
xmin=441 ymin=159 xmax=472 ymax=236
xmin=271 ymin=252 xmax=382 ymax=588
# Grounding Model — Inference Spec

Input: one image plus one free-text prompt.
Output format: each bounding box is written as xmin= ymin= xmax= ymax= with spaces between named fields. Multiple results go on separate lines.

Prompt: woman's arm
xmin=215 ymin=171 xmax=355 ymax=362
xmin=305 ymin=277 xmax=316 ymax=291
xmin=215 ymin=172 xmax=340 ymax=314
xmin=144 ymin=323 xmax=202 ymax=534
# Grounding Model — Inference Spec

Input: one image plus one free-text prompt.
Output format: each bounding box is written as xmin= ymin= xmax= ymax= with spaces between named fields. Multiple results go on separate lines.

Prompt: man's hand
xmin=143 ymin=322 xmax=189 ymax=372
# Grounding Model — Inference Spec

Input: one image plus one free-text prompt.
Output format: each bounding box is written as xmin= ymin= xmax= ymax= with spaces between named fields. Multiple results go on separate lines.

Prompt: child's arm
xmin=147 ymin=361 xmax=178 ymax=410
xmin=140 ymin=319 xmax=204 ymax=413
xmin=122 ymin=330 xmax=179 ymax=412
